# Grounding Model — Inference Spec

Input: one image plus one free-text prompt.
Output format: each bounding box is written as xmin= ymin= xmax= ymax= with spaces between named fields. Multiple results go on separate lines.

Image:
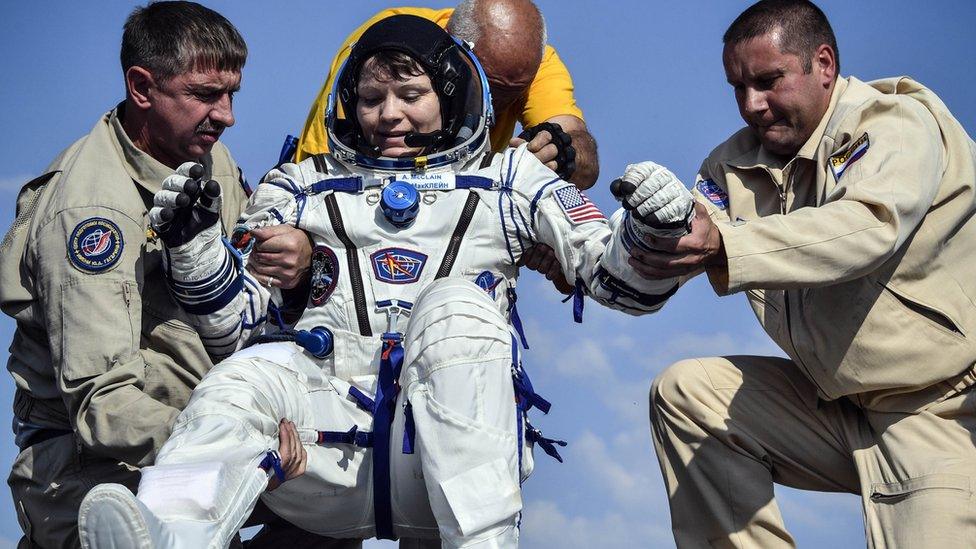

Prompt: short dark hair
xmin=723 ymin=0 xmax=839 ymax=74
xmin=360 ymin=51 xmax=427 ymax=83
xmin=121 ymin=1 xmax=247 ymax=82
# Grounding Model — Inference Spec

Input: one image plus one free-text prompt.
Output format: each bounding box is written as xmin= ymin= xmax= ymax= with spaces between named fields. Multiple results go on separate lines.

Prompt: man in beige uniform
xmin=617 ymin=0 xmax=976 ymax=547
xmin=0 ymin=3 xmax=255 ymax=546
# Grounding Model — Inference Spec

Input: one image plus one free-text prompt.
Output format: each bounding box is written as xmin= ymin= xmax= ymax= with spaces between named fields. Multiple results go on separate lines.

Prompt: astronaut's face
xmin=356 ymin=56 xmax=443 ymax=157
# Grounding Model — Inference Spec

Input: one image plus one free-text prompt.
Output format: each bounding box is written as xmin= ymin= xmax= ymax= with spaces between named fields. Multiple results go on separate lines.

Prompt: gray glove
xmin=610 ymin=161 xmax=694 ymax=238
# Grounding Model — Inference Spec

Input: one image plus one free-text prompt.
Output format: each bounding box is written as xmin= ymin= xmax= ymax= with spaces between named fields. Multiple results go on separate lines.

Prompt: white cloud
xmin=520 ymin=499 xmax=673 ymax=549
xmin=572 ymin=430 xmax=663 ymax=509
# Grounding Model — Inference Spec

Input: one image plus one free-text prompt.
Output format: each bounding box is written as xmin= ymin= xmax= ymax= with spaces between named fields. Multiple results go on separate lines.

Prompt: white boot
xmin=78 ymin=483 xmax=160 ymax=549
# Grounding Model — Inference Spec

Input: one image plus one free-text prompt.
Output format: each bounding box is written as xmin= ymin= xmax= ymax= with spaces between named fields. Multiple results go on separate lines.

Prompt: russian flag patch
xmin=829 ymin=133 xmax=870 ymax=180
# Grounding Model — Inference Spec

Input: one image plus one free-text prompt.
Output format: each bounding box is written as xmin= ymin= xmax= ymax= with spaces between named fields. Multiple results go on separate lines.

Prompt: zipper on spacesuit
xmin=435 ymin=191 xmax=480 ymax=278
xmin=325 ymin=194 xmax=372 ymax=336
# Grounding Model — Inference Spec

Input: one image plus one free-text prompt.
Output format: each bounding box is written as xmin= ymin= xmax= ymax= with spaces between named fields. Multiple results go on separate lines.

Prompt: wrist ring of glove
xmin=517 ymin=122 xmax=577 ymax=180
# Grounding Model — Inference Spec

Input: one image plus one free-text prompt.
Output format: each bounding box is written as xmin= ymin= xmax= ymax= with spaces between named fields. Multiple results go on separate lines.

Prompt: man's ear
xmin=125 ymin=66 xmax=155 ymax=110
xmin=813 ymin=43 xmax=837 ymax=87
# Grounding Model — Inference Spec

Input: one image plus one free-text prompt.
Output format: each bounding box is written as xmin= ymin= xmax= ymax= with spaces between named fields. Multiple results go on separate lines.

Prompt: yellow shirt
xmin=295 ymin=6 xmax=583 ymax=161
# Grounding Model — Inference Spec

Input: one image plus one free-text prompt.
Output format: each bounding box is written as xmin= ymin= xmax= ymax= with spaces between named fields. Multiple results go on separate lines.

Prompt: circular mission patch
xmin=68 ymin=217 xmax=124 ymax=273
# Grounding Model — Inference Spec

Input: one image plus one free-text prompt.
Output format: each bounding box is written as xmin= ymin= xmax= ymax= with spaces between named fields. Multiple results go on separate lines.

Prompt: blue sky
xmin=1 ymin=1 xmax=974 ymax=547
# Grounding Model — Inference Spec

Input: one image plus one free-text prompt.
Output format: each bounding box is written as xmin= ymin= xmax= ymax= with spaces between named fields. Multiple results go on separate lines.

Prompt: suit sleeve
xmin=161 ymin=164 xmax=306 ymax=359
xmin=503 ymin=145 xmax=677 ymax=315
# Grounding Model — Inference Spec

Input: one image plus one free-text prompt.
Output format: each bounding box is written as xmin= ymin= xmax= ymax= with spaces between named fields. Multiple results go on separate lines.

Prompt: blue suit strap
xmin=258 ymin=450 xmax=286 ymax=482
xmin=454 ymin=175 xmax=494 ymax=189
xmin=317 ymin=426 xmax=374 ymax=448
xmin=402 ymin=401 xmax=416 ymax=455
xmin=348 ymin=386 xmax=376 ymax=414
xmin=507 ymin=287 xmax=530 ymax=349
xmin=307 ymin=176 xmax=364 ymax=194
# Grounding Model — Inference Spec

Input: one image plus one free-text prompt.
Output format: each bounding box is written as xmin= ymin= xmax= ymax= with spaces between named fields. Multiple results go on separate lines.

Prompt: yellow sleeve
xmin=296 ymin=8 xmax=453 ymax=161
xmin=521 ymin=46 xmax=583 ymax=126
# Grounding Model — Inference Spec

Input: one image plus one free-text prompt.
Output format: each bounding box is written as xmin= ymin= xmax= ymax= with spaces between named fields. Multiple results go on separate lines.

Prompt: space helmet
xmin=325 ymin=14 xmax=494 ymax=171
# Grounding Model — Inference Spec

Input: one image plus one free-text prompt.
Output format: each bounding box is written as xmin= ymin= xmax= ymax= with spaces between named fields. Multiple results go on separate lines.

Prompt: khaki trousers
xmin=650 ymin=355 xmax=976 ymax=548
xmin=8 ymin=434 xmax=138 ymax=549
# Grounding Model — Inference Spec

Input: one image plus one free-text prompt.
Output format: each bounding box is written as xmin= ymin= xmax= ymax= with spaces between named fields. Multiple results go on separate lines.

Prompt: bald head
xmin=448 ymin=0 xmax=546 ymax=111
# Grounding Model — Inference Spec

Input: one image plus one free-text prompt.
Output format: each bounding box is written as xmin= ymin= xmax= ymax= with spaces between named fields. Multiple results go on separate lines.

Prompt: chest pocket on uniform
xmin=59 ymin=278 xmax=138 ymax=381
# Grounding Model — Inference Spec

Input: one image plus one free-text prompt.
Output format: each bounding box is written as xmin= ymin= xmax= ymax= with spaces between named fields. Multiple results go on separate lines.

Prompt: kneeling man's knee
xmin=649 ymin=358 xmax=715 ymax=418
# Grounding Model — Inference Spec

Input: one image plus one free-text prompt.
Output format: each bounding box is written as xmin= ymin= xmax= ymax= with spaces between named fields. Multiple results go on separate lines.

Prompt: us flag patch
xmin=554 ymin=186 xmax=605 ymax=224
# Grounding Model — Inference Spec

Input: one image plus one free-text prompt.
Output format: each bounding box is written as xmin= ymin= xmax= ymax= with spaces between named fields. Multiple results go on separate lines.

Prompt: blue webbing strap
xmin=258 ymin=450 xmax=285 ymax=482
xmin=348 ymin=386 xmax=376 ymax=413
xmin=402 ymin=401 xmax=416 ymax=455
xmin=307 ymin=177 xmax=363 ymax=194
xmin=506 ymin=288 xmax=530 ymax=349
xmin=573 ymin=278 xmax=585 ymax=323
xmin=454 ymin=175 xmax=494 ymax=189
xmin=512 ymin=335 xmax=526 ymax=483
xmin=317 ymin=426 xmax=374 ymax=447
xmin=372 ymin=332 xmax=404 ymax=540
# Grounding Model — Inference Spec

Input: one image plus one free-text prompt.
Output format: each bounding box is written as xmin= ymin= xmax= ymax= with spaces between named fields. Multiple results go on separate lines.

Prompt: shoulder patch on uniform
xmin=68 ymin=217 xmax=124 ymax=273
xmin=310 ymin=245 xmax=339 ymax=306
xmin=695 ymin=178 xmax=729 ymax=210
xmin=829 ymin=133 xmax=870 ymax=180
xmin=370 ymin=247 xmax=427 ymax=284
xmin=554 ymin=186 xmax=605 ymax=224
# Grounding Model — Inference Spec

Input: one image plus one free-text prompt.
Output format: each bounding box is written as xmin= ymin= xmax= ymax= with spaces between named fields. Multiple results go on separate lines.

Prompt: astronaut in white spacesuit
xmin=78 ymin=14 xmax=692 ymax=549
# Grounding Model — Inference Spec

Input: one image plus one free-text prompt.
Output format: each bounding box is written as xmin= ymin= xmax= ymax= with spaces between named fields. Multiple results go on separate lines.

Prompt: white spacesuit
xmin=78 ymin=15 xmax=678 ymax=549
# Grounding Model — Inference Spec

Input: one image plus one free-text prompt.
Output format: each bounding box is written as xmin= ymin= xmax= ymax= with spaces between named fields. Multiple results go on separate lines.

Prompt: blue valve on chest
xmin=381 ymin=181 xmax=420 ymax=227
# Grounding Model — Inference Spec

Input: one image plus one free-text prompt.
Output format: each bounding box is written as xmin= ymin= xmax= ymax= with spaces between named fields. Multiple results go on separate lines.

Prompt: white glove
xmin=150 ymin=162 xmax=223 ymax=248
xmin=610 ymin=161 xmax=694 ymax=238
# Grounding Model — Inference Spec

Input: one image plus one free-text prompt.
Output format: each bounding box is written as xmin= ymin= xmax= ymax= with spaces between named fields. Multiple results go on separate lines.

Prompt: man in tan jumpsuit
xmin=620 ymin=0 xmax=976 ymax=547
xmin=0 ymin=4 xmax=257 ymax=546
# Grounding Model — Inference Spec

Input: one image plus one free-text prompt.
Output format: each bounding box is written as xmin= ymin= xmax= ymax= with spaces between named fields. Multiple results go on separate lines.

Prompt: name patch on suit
xmin=394 ymin=173 xmax=455 ymax=191
xmin=696 ymin=179 xmax=729 ymax=210
xmin=371 ymin=248 xmax=427 ymax=284
xmin=829 ymin=133 xmax=870 ymax=180
xmin=68 ymin=217 xmax=124 ymax=273
xmin=554 ymin=186 xmax=605 ymax=224
xmin=310 ymin=245 xmax=339 ymax=306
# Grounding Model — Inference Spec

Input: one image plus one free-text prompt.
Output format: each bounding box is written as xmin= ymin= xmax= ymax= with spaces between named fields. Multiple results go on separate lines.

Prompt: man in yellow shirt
xmin=296 ymin=0 xmax=599 ymax=190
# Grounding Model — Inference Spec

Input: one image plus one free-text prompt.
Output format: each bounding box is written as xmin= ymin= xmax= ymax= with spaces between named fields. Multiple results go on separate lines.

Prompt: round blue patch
xmin=68 ymin=217 xmax=124 ymax=273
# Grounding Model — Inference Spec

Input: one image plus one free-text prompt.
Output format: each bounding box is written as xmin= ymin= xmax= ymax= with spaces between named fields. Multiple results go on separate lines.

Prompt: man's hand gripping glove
xmin=150 ymin=162 xmax=223 ymax=248
xmin=151 ymin=162 xmax=240 ymax=315
xmin=518 ymin=122 xmax=577 ymax=180
xmin=610 ymin=161 xmax=695 ymax=240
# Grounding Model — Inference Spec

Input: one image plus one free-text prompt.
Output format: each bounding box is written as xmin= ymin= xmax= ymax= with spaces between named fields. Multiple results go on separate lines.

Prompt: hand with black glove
xmin=513 ymin=122 xmax=577 ymax=180
xmin=149 ymin=162 xmax=223 ymax=248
